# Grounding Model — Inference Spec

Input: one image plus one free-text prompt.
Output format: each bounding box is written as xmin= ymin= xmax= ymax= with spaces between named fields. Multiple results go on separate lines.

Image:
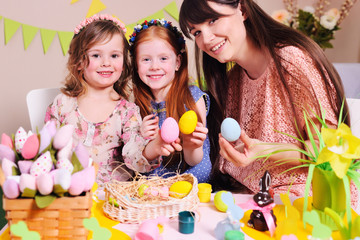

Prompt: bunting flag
xmin=1 ymin=1 xmax=180 ymax=55
xmin=164 ymin=1 xmax=179 ymax=21
xmin=86 ymin=0 xmax=107 ymax=18
xmin=58 ymin=31 xmax=74 ymax=55
xmin=4 ymin=18 xmax=21 ymax=44
xmin=40 ymin=28 xmax=57 ymax=54
xmin=22 ymin=24 xmax=39 ymax=50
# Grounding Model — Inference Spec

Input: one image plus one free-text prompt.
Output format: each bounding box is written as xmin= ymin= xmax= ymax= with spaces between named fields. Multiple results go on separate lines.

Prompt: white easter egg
xmin=221 ymin=118 xmax=241 ymax=142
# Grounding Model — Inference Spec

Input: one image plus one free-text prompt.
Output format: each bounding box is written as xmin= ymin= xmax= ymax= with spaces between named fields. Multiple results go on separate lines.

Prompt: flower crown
xmin=129 ymin=19 xmax=186 ymax=53
xmin=74 ymin=14 xmax=126 ymax=35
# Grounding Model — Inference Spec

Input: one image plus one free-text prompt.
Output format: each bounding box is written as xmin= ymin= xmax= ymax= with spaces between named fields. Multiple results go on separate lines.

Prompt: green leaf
xmin=21 ymin=188 xmax=37 ymax=198
xmin=35 ymin=194 xmax=57 ymax=208
xmin=53 ymin=184 xmax=67 ymax=197
xmin=71 ymin=151 xmax=84 ymax=174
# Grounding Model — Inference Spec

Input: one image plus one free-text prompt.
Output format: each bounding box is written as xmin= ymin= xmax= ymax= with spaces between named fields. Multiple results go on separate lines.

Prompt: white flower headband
xmin=74 ymin=14 xmax=126 ymax=35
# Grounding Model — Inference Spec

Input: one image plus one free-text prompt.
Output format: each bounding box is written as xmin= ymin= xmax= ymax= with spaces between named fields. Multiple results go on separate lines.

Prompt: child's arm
xmin=181 ymin=97 xmax=208 ymax=166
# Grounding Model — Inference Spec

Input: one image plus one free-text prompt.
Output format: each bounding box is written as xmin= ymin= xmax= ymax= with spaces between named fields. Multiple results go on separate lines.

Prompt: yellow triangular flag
xmin=58 ymin=31 xmax=74 ymax=56
xmin=40 ymin=28 xmax=57 ymax=54
xmin=22 ymin=24 xmax=39 ymax=50
xmin=0 ymin=16 xmax=3 ymax=20
xmin=71 ymin=0 xmax=79 ymax=3
xmin=4 ymin=18 xmax=21 ymax=45
xmin=164 ymin=1 xmax=179 ymax=21
xmin=86 ymin=0 xmax=106 ymax=18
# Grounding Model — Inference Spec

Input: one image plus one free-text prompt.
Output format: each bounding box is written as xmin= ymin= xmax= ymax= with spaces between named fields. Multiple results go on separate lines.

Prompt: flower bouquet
xmin=257 ymin=101 xmax=360 ymax=235
xmin=0 ymin=121 xmax=95 ymax=239
xmin=272 ymin=0 xmax=358 ymax=49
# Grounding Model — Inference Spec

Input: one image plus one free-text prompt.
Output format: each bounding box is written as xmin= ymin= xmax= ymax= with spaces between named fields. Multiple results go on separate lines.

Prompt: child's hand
xmin=158 ymin=137 xmax=182 ymax=156
xmin=182 ymin=122 xmax=208 ymax=150
xmin=141 ymin=114 xmax=159 ymax=140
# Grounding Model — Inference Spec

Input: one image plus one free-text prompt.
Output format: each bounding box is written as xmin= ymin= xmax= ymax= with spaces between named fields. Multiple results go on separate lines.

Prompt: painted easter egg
xmin=160 ymin=117 xmax=179 ymax=143
xmin=214 ymin=190 xmax=234 ymax=212
xmin=138 ymin=184 xmax=149 ymax=197
xmin=221 ymin=118 xmax=241 ymax=142
xmin=169 ymin=181 xmax=193 ymax=199
xmin=179 ymin=110 xmax=198 ymax=134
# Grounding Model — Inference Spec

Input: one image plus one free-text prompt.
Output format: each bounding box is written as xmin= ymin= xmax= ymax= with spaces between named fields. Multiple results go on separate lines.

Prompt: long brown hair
xmin=63 ymin=20 xmax=131 ymax=99
xmin=179 ymin=0 xmax=349 ymax=191
xmin=131 ymin=25 xmax=198 ymax=121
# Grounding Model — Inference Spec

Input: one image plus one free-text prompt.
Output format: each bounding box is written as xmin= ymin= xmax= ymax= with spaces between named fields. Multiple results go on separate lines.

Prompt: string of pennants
xmin=0 ymin=0 xmax=179 ymax=56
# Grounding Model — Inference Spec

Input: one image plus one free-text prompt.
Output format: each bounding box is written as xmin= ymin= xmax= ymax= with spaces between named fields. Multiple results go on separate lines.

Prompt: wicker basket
xmin=103 ymin=173 xmax=199 ymax=223
xmin=3 ymin=192 xmax=92 ymax=240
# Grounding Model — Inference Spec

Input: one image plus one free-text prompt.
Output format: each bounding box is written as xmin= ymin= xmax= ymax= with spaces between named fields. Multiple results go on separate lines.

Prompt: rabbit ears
xmin=259 ymin=170 xmax=271 ymax=192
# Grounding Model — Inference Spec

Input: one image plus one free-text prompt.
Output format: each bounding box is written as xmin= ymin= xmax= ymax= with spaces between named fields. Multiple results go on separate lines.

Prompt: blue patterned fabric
xmin=147 ymin=85 xmax=211 ymax=183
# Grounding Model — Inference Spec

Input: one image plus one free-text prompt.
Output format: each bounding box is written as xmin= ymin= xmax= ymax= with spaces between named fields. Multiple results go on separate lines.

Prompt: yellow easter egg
xmin=169 ymin=181 xmax=193 ymax=199
xmin=138 ymin=184 xmax=149 ymax=197
xmin=179 ymin=110 xmax=198 ymax=134
xmin=214 ymin=191 xmax=233 ymax=212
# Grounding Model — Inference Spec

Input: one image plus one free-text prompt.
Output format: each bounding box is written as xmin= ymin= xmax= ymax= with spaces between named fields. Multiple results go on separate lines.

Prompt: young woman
xmin=179 ymin=0 xmax=350 ymax=196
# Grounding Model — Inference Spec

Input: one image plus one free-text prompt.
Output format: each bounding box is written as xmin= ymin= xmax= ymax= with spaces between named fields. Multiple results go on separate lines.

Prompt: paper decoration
xmin=22 ymin=24 xmax=39 ymax=50
xmin=58 ymin=31 xmax=74 ymax=56
xmin=86 ymin=0 xmax=107 ymax=18
xmin=164 ymin=1 xmax=179 ymax=21
xmin=1 ymin=1 xmax=180 ymax=55
xmin=303 ymin=210 xmax=332 ymax=239
xmin=10 ymin=221 xmax=40 ymax=240
xmin=40 ymin=29 xmax=57 ymax=54
xmin=83 ymin=217 xmax=111 ymax=240
xmin=4 ymin=18 xmax=21 ymax=45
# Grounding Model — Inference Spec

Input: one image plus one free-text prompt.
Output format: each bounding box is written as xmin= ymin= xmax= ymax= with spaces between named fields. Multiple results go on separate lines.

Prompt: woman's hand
xmin=141 ymin=114 xmax=159 ymax=140
xmin=219 ymin=130 xmax=262 ymax=167
xmin=182 ymin=122 xmax=208 ymax=150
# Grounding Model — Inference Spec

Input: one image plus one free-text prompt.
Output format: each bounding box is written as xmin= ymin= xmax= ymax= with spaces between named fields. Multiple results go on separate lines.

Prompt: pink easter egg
xmin=0 ymin=144 xmax=16 ymax=162
xmin=14 ymin=127 xmax=28 ymax=153
xmin=75 ymin=143 xmax=90 ymax=168
xmin=22 ymin=134 xmax=40 ymax=159
xmin=83 ymin=166 xmax=96 ymax=192
xmin=160 ymin=117 xmax=179 ymax=143
xmin=36 ymin=173 xmax=53 ymax=195
xmin=30 ymin=151 xmax=53 ymax=177
xmin=1 ymin=158 xmax=18 ymax=177
xmin=3 ymin=179 xmax=20 ymax=199
xmin=1 ymin=133 xmax=13 ymax=148
xmin=19 ymin=173 xmax=37 ymax=193
xmin=44 ymin=120 xmax=57 ymax=137
xmin=56 ymin=158 xmax=74 ymax=174
xmin=38 ymin=127 xmax=52 ymax=153
xmin=53 ymin=125 xmax=74 ymax=150
xmin=68 ymin=171 xmax=86 ymax=196
xmin=18 ymin=160 xmax=33 ymax=174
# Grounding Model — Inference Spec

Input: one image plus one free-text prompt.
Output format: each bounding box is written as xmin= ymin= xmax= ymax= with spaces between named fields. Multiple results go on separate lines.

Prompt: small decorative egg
xmin=160 ymin=117 xmax=179 ymax=143
xmin=221 ymin=118 xmax=241 ymax=142
xmin=179 ymin=110 xmax=198 ymax=134
xmin=169 ymin=181 xmax=193 ymax=199
xmin=138 ymin=184 xmax=149 ymax=197
xmin=214 ymin=190 xmax=234 ymax=212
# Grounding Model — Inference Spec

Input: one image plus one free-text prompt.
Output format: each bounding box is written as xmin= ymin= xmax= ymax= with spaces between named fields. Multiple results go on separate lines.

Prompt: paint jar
xmin=178 ymin=211 xmax=195 ymax=234
xmin=197 ymin=183 xmax=212 ymax=203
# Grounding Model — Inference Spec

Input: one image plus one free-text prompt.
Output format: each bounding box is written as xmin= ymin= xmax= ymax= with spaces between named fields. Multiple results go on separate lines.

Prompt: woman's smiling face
xmin=189 ymin=1 xmax=248 ymax=63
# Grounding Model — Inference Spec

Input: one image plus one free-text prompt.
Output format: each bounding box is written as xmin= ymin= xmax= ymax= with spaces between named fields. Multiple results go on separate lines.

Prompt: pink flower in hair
xmin=74 ymin=14 xmax=127 ymax=35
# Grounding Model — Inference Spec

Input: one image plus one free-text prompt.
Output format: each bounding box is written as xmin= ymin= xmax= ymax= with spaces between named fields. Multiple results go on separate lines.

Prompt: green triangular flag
xmin=4 ymin=18 xmax=21 ymax=44
xmin=0 ymin=16 xmax=3 ymax=20
xmin=164 ymin=1 xmax=179 ymax=21
xmin=58 ymin=31 xmax=74 ymax=56
xmin=40 ymin=28 xmax=57 ymax=54
xmin=22 ymin=24 xmax=39 ymax=50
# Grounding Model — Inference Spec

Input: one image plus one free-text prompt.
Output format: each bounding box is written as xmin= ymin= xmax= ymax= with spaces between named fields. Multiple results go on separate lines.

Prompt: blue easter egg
xmin=221 ymin=118 xmax=241 ymax=142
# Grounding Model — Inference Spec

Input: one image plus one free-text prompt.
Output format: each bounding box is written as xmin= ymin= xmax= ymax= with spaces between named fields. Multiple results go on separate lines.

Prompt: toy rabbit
xmin=248 ymin=170 xmax=277 ymax=232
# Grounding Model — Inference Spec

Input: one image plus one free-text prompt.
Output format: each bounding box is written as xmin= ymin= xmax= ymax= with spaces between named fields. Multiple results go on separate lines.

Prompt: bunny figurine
xmin=248 ymin=170 xmax=277 ymax=232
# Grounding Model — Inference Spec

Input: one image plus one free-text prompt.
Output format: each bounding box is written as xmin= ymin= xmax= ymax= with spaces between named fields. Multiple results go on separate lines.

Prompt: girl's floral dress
xmin=45 ymin=93 xmax=149 ymax=187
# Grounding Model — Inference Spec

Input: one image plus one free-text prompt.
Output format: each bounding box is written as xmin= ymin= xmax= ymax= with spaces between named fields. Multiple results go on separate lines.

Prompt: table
xmin=1 ymin=192 xmax=358 ymax=240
